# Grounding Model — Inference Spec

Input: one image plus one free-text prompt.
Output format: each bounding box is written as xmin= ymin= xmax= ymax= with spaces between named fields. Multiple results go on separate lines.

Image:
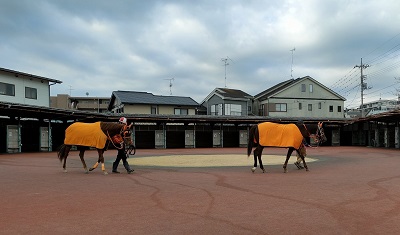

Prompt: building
xmin=254 ymin=76 xmax=346 ymax=119
xmin=107 ymin=90 xmax=199 ymax=115
xmin=363 ymin=99 xmax=399 ymax=116
xmin=201 ymin=88 xmax=254 ymax=116
xmin=50 ymin=94 xmax=110 ymax=113
xmin=0 ymin=67 xmax=62 ymax=107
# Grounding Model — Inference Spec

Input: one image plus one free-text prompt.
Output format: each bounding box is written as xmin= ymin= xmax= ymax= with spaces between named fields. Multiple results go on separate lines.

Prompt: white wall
xmin=0 ymin=72 xmax=50 ymax=107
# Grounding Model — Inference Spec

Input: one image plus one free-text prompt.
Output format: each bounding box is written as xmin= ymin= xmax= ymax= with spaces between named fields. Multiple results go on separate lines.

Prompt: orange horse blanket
xmin=257 ymin=122 xmax=303 ymax=149
xmin=64 ymin=122 xmax=108 ymax=149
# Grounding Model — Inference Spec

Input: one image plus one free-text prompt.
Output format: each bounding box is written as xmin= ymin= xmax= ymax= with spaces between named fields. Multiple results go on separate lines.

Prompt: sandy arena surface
xmin=1 ymin=146 xmax=400 ymax=234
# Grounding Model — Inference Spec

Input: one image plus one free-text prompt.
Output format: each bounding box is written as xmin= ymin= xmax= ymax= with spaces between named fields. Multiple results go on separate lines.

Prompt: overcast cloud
xmin=1 ymin=0 xmax=400 ymax=108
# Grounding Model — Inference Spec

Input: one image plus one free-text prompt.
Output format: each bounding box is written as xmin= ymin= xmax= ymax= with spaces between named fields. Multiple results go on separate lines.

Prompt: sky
xmin=1 ymin=0 xmax=400 ymax=109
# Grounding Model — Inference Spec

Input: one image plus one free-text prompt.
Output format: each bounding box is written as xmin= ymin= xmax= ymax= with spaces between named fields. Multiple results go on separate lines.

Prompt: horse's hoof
xmin=306 ymin=169 xmax=309 ymax=172
xmin=262 ymin=169 xmax=266 ymax=173
xmin=89 ymin=168 xmax=95 ymax=171
xmin=284 ymin=169 xmax=288 ymax=173
xmin=63 ymin=169 xmax=68 ymax=173
xmin=251 ymin=167 xmax=256 ymax=173
xmin=103 ymin=171 xmax=108 ymax=175
xmin=84 ymin=171 xmax=89 ymax=174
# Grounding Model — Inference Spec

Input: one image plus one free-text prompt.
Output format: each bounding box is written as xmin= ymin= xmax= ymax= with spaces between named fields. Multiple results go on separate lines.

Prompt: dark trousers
xmin=113 ymin=148 xmax=133 ymax=172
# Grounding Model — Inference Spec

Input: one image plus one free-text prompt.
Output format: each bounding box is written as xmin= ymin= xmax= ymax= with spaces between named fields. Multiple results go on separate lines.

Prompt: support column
xmin=384 ymin=127 xmax=388 ymax=148
xmin=374 ymin=130 xmax=379 ymax=147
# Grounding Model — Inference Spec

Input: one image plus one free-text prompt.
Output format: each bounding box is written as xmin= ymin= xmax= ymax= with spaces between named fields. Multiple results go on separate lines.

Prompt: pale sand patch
xmin=128 ymin=154 xmax=318 ymax=167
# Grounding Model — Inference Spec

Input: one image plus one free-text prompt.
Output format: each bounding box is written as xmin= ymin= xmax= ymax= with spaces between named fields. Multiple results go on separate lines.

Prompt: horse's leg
xmin=78 ymin=149 xmax=89 ymax=173
xmin=294 ymin=150 xmax=304 ymax=170
xmin=258 ymin=146 xmax=265 ymax=173
xmin=301 ymin=154 xmax=309 ymax=171
xmin=62 ymin=145 xmax=71 ymax=173
xmin=283 ymin=148 xmax=295 ymax=173
xmin=98 ymin=149 xmax=108 ymax=175
xmin=252 ymin=153 xmax=257 ymax=173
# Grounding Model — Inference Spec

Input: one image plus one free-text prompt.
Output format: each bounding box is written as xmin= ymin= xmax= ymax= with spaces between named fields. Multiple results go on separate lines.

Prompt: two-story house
xmin=254 ymin=76 xmax=346 ymax=119
xmin=50 ymin=94 xmax=110 ymax=113
xmin=0 ymin=67 xmax=62 ymax=107
xmin=201 ymin=88 xmax=253 ymax=116
xmin=107 ymin=90 xmax=199 ymax=115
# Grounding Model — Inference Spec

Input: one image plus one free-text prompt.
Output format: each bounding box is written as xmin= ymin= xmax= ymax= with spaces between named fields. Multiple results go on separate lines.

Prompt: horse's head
xmin=313 ymin=122 xmax=327 ymax=145
xmin=120 ymin=123 xmax=133 ymax=147
xmin=300 ymin=122 xmax=327 ymax=146
xmin=108 ymin=123 xmax=134 ymax=149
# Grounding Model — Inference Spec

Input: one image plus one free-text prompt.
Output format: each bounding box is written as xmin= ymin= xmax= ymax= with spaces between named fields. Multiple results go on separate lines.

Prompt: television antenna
xmin=290 ymin=47 xmax=295 ymax=79
xmin=164 ymin=78 xmax=174 ymax=95
xmin=221 ymin=56 xmax=233 ymax=87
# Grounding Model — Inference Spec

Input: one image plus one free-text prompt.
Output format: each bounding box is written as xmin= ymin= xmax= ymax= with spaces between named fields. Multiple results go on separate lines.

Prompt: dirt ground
xmin=1 ymin=146 xmax=400 ymax=235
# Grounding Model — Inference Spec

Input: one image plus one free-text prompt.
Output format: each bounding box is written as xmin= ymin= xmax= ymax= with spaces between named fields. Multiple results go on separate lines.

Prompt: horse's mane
xmin=295 ymin=123 xmax=319 ymax=138
xmin=100 ymin=122 xmax=126 ymax=136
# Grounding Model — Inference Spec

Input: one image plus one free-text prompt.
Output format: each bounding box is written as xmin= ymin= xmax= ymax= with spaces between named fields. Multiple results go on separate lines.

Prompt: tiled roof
xmin=112 ymin=91 xmax=199 ymax=106
xmin=215 ymin=88 xmax=253 ymax=99
xmin=254 ymin=79 xmax=294 ymax=98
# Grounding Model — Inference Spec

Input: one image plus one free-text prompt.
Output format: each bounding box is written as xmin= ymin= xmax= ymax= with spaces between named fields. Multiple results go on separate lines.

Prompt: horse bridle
xmin=106 ymin=123 xmax=133 ymax=150
xmin=303 ymin=122 xmax=325 ymax=146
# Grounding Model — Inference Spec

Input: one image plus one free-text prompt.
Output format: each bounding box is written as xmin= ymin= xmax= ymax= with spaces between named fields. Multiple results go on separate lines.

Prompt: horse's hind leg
xmin=283 ymin=148 xmax=295 ymax=173
xmin=252 ymin=146 xmax=265 ymax=173
xmin=252 ymin=152 xmax=258 ymax=173
xmin=62 ymin=145 xmax=71 ymax=173
xmin=258 ymin=147 xmax=265 ymax=173
xmin=78 ymin=149 xmax=89 ymax=173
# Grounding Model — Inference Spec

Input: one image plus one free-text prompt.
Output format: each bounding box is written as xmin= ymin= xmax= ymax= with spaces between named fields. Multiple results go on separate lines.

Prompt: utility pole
xmin=354 ymin=58 xmax=370 ymax=118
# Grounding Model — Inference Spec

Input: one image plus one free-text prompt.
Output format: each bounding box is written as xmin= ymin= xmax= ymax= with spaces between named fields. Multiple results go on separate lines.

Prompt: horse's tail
xmin=247 ymin=125 xmax=257 ymax=157
xmin=57 ymin=144 xmax=67 ymax=162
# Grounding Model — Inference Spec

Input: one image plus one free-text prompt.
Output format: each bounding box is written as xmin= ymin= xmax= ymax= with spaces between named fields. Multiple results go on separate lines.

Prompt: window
xmin=298 ymin=103 xmax=302 ymax=110
xmin=224 ymin=104 xmax=241 ymax=116
xmin=174 ymin=108 xmax=188 ymax=115
xmin=259 ymin=104 xmax=265 ymax=115
xmin=0 ymin=82 xmax=15 ymax=96
xmin=301 ymin=84 xmax=306 ymax=92
xmin=210 ymin=104 xmax=222 ymax=115
xmin=151 ymin=106 xmax=157 ymax=114
xmin=329 ymin=105 xmax=333 ymax=112
xmin=309 ymin=84 xmax=313 ymax=93
xmin=338 ymin=106 xmax=342 ymax=112
xmin=318 ymin=102 xmax=322 ymax=109
xmin=25 ymin=87 xmax=37 ymax=99
xmin=275 ymin=103 xmax=287 ymax=112
xmin=308 ymin=104 xmax=312 ymax=111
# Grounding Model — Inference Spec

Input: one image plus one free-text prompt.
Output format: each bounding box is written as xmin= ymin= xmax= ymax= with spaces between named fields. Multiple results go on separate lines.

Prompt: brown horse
xmin=57 ymin=122 xmax=133 ymax=175
xmin=247 ymin=122 xmax=326 ymax=173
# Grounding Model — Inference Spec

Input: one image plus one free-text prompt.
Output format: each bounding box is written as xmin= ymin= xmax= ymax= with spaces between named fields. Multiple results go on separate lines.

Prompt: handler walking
xmin=112 ymin=117 xmax=134 ymax=174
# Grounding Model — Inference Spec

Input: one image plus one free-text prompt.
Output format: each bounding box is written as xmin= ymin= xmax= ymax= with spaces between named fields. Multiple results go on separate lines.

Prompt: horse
xmin=247 ymin=121 xmax=327 ymax=173
xmin=57 ymin=121 xmax=133 ymax=175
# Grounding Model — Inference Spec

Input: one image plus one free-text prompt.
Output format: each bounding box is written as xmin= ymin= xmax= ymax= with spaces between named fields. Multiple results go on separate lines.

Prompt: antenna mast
xmin=164 ymin=78 xmax=174 ymax=95
xmin=290 ymin=47 xmax=295 ymax=79
xmin=221 ymin=56 xmax=233 ymax=87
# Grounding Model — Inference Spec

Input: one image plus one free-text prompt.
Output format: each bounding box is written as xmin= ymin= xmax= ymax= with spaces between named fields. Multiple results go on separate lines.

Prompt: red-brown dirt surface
xmin=1 ymin=147 xmax=400 ymax=234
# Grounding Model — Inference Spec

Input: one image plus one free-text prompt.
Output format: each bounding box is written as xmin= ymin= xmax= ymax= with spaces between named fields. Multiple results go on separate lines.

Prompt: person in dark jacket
xmin=112 ymin=117 xmax=134 ymax=174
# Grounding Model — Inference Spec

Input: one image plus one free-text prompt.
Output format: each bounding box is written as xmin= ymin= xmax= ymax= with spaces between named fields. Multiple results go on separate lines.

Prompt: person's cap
xmin=119 ymin=117 xmax=127 ymax=124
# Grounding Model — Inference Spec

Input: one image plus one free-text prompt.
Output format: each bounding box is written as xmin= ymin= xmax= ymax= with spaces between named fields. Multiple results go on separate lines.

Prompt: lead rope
xmin=106 ymin=130 xmax=124 ymax=150
xmin=302 ymin=124 xmax=319 ymax=148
